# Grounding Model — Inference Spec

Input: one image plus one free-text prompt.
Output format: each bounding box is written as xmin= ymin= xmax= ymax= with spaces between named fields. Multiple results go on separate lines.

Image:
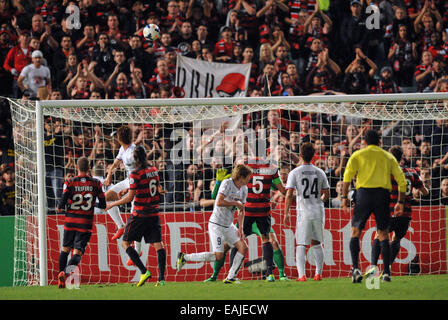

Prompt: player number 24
xmin=301 ymin=177 xmax=319 ymax=199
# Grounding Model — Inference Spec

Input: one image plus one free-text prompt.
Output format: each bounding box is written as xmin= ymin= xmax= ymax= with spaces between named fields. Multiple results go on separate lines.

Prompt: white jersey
xmin=209 ymin=178 xmax=248 ymax=228
xmin=286 ymin=164 xmax=329 ymax=221
xmin=20 ymin=64 xmax=51 ymax=96
xmin=116 ymin=143 xmax=137 ymax=177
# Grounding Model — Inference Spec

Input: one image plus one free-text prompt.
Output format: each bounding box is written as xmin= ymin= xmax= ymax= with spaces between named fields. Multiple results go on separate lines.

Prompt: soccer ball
xmin=143 ymin=24 xmax=160 ymax=42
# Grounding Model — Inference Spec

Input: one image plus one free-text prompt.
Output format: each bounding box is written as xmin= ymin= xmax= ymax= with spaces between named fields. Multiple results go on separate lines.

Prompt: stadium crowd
xmin=0 ymin=0 xmax=448 ymax=215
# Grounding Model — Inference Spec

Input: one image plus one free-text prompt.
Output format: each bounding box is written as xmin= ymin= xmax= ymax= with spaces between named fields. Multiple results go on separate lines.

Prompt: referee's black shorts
xmin=352 ymin=188 xmax=390 ymax=231
xmin=123 ymin=215 xmax=162 ymax=244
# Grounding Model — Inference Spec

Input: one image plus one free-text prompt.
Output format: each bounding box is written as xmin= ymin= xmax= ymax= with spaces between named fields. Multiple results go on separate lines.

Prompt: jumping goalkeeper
xmin=204 ymin=168 xmax=289 ymax=282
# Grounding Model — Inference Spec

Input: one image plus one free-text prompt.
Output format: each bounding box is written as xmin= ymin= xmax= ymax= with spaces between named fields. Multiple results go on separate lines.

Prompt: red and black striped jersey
xmin=129 ymin=166 xmax=160 ymax=217
xmin=59 ymin=175 xmax=106 ymax=233
xmin=390 ymin=166 xmax=423 ymax=218
xmin=245 ymin=162 xmax=281 ymax=217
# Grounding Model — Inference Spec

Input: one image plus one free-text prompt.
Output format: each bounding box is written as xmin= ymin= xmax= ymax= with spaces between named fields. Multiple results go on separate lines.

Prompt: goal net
xmin=8 ymin=94 xmax=448 ymax=286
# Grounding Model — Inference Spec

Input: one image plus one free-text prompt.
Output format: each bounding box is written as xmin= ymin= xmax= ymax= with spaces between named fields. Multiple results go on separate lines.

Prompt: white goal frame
xmin=14 ymin=92 xmax=448 ymax=286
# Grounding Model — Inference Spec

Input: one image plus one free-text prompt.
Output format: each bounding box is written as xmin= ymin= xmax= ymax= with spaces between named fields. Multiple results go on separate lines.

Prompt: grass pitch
xmin=1 ymin=275 xmax=447 ymax=300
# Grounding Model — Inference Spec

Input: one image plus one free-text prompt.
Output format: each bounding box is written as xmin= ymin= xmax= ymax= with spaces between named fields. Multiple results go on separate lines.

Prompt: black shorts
xmin=352 ymin=188 xmax=390 ymax=231
xmin=389 ymin=216 xmax=411 ymax=240
xmin=62 ymin=229 xmax=92 ymax=254
xmin=123 ymin=215 xmax=162 ymax=244
xmin=243 ymin=215 xmax=271 ymax=238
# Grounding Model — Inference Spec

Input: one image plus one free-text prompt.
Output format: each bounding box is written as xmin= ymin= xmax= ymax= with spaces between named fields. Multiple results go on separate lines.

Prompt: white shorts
xmin=208 ymin=222 xmax=240 ymax=253
xmin=109 ymin=178 xmax=130 ymax=194
xmin=295 ymin=218 xmax=324 ymax=246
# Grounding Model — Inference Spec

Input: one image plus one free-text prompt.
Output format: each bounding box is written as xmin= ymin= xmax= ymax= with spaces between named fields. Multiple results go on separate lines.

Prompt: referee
xmin=341 ymin=129 xmax=407 ymax=283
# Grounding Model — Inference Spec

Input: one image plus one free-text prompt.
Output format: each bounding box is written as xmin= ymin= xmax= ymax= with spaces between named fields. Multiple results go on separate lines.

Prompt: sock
xmin=390 ymin=239 xmax=401 ymax=265
xmin=59 ymin=251 xmax=69 ymax=273
xmin=108 ymin=205 xmax=124 ymax=228
xmin=126 ymin=246 xmax=146 ymax=274
xmin=212 ymin=251 xmax=227 ymax=278
xmin=371 ymin=238 xmax=381 ymax=266
xmin=66 ymin=254 xmax=82 ymax=273
xmin=262 ymin=242 xmax=274 ymax=276
xmin=227 ymin=251 xmax=244 ymax=279
xmin=229 ymin=247 xmax=237 ymax=267
xmin=380 ymin=240 xmax=391 ymax=275
xmin=185 ymin=252 xmax=216 ymax=262
xmin=296 ymin=245 xmax=306 ymax=278
xmin=157 ymin=248 xmax=166 ymax=281
xmin=349 ymin=237 xmax=360 ymax=270
xmin=134 ymin=241 xmax=142 ymax=254
xmin=273 ymin=249 xmax=285 ymax=277
xmin=311 ymin=245 xmax=324 ymax=275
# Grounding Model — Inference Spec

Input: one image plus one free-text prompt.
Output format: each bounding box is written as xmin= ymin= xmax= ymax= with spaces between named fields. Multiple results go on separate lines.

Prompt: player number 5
xmin=252 ymin=175 xmax=264 ymax=194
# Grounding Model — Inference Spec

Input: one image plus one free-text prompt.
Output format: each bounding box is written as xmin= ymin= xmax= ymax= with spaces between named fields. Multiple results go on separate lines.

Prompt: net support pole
xmin=36 ymin=100 xmax=48 ymax=286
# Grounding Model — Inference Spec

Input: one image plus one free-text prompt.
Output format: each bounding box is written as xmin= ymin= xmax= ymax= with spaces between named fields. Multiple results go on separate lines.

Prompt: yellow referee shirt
xmin=343 ymin=145 xmax=407 ymax=193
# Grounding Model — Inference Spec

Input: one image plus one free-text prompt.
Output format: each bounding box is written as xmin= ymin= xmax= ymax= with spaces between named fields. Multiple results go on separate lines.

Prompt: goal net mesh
xmin=8 ymin=96 xmax=448 ymax=286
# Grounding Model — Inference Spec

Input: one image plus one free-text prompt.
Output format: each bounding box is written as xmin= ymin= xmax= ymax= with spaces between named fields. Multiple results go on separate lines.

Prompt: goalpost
xmin=8 ymin=93 xmax=448 ymax=286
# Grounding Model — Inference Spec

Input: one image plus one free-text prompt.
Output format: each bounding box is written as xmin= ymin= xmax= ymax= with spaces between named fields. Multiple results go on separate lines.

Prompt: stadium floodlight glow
xmin=8 ymin=92 xmax=448 ymax=286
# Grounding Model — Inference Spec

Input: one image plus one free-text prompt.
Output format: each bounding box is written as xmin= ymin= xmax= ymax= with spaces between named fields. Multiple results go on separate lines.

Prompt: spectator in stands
xmin=147 ymin=58 xmax=175 ymax=93
xmin=305 ymin=48 xmax=341 ymax=94
xmin=172 ymin=20 xmax=195 ymax=51
xmin=126 ymin=34 xmax=153 ymax=80
xmin=91 ymin=33 xmax=114 ymax=80
xmin=439 ymin=178 xmax=448 ymax=205
xmin=339 ymin=0 xmax=369 ymax=68
xmin=403 ymin=142 xmax=418 ymax=168
xmin=370 ymin=66 xmax=401 ymax=94
xmin=415 ymin=50 xmax=434 ymax=92
xmin=413 ymin=1 xmax=443 ymax=54
xmin=106 ymin=13 xmax=127 ymax=50
xmin=161 ymin=0 xmax=186 ymax=34
xmin=53 ymin=35 xmax=76 ymax=75
xmin=17 ymin=50 xmax=51 ymax=98
xmin=43 ymin=116 xmax=64 ymax=210
xmin=214 ymin=26 xmax=235 ymax=62
xmin=331 ymin=180 xmax=344 ymax=208
xmin=387 ymin=24 xmax=418 ymax=89
xmin=29 ymin=13 xmax=58 ymax=52
xmin=259 ymin=43 xmax=275 ymax=72
xmin=3 ymin=30 xmax=31 ymax=98
xmin=418 ymin=167 xmax=435 ymax=205
xmin=303 ymin=2 xmax=332 ymax=47
xmin=343 ymin=48 xmax=377 ymax=94
xmin=0 ymin=166 xmax=15 ymax=215
xmin=196 ymin=24 xmax=213 ymax=49
xmin=232 ymin=0 xmax=259 ymax=48
xmin=256 ymin=62 xmax=280 ymax=95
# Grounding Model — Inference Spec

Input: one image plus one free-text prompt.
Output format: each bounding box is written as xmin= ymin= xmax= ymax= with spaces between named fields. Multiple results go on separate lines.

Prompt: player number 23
xmin=70 ymin=194 xmax=94 ymax=211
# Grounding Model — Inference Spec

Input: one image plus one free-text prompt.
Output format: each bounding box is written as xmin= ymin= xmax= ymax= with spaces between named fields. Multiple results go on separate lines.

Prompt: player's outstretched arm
xmin=104 ymin=159 xmax=121 ymax=187
xmin=106 ymin=189 xmax=136 ymax=211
